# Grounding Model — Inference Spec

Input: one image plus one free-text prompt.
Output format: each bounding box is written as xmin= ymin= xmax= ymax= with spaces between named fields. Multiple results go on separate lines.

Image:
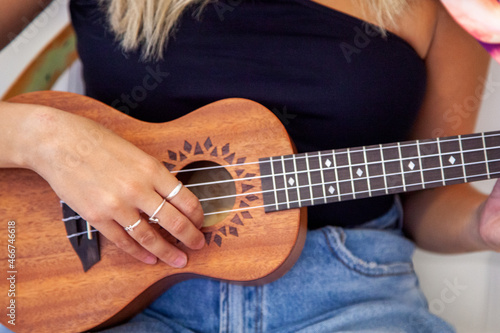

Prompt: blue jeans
xmin=104 ymin=200 xmax=454 ymax=332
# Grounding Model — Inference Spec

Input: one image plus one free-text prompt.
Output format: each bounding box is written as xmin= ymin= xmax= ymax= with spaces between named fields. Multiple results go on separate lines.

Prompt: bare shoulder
xmin=391 ymin=0 xmax=440 ymax=59
xmin=311 ymin=0 xmax=440 ymax=58
xmin=396 ymin=0 xmax=487 ymax=61
xmin=407 ymin=0 xmax=490 ymax=139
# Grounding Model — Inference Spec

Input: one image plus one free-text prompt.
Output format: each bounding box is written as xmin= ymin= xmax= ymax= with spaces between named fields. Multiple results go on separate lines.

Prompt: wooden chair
xmin=1 ymin=24 xmax=78 ymax=101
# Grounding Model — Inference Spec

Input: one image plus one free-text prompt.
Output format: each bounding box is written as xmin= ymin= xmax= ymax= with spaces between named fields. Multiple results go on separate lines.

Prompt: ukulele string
xmin=171 ymin=160 xmax=261 ymax=174
xmin=66 ymin=166 xmax=499 ymax=240
xmin=169 ymin=132 xmax=500 ymax=177
xmin=166 ymin=132 xmax=500 ymax=217
xmin=67 ymin=168 xmax=499 ymax=239
xmin=201 ymin=169 xmax=500 ymax=217
xmin=65 ymin=133 xmax=500 ymax=240
xmin=175 ymin=151 xmax=500 ymax=207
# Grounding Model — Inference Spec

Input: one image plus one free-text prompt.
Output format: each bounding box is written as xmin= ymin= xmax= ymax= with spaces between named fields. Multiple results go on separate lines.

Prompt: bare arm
xmin=0 ymin=0 xmax=54 ymax=50
xmin=0 ymin=0 xmax=207 ymax=270
xmin=0 ymin=99 xmax=205 ymax=267
xmin=402 ymin=3 xmax=493 ymax=252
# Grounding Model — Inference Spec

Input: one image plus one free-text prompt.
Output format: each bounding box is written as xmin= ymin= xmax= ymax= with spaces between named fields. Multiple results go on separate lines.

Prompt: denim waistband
xmin=102 ymin=194 xmax=454 ymax=333
xmin=352 ymin=194 xmax=404 ymax=232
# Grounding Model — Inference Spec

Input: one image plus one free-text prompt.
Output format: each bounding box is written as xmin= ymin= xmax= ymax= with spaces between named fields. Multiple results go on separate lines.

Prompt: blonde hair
xmin=101 ymin=0 xmax=411 ymax=61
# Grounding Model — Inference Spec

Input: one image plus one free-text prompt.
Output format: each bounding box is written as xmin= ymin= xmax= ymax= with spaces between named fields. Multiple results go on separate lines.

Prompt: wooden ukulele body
xmin=0 ymin=91 xmax=307 ymax=332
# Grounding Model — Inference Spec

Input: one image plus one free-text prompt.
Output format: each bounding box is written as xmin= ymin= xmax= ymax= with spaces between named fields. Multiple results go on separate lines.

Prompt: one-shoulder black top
xmin=70 ymin=0 xmax=427 ymax=229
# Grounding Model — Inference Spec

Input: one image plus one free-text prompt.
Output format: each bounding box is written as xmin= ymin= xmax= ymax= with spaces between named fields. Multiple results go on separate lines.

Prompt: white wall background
xmin=415 ymin=61 xmax=500 ymax=333
xmin=0 ymin=0 xmax=73 ymax=96
xmin=0 ymin=1 xmax=499 ymax=332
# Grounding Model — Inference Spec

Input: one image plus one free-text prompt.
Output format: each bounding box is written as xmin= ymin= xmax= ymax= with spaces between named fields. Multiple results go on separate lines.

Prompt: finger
xmin=152 ymin=198 xmax=206 ymax=250
xmin=157 ymin=179 xmax=205 ymax=229
xmin=137 ymin=189 xmax=205 ymax=250
xmin=168 ymin=184 xmax=205 ymax=229
xmin=94 ymin=217 xmax=158 ymax=265
xmin=122 ymin=216 xmax=189 ymax=268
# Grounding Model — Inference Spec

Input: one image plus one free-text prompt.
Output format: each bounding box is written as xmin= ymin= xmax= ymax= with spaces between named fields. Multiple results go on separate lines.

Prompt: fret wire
xmin=371 ymin=145 xmax=493 ymax=166
xmin=225 ymin=158 xmax=500 ymax=210
xmin=305 ymin=152 xmax=315 ymax=206
xmin=257 ymin=135 xmax=500 ymax=210
xmin=262 ymin=164 xmax=500 ymax=203
xmin=207 ymin=170 xmax=500 ymax=216
xmin=436 ymin=137 xmax=446 ymax=186
xmin=270 ymin=156 xmax=279 ymax=211
xmin=225 ymin=148 xmax=499 ymax=192
xmin=210 ymin=133 xmax=500 ymax=177
xmin=397 ymin=142 xmax=407 ymax=192
xmin=332 ymin=150 xmax=341 ymax=201
xmin=482 ymin=132 xmax=491 ymax=179
xmin=362 ymin=146 xmax=372 ymax=197
xmin=347 ymin=148 xmax=356 ymax=199
xmin=319 ymin=151 xmax=328 ymax=204
xmin=416 ymin=140 xmax=426 ymax=189
xmin=391 ymin=133 xmax=499 ymax=151
xmin=178 ymin=132 xmax=500 ymax=174
xmin=280 ymin=155 xmax=290 ymax=210
xmin=458 ymin=135 xmax=467 ymax=182
xmin=292 ymin=154 xmax=301 ymax=207
xmin=380 ymin=144 xmax=389 ymax=195
xmin=289 ymin=158 xmax=496 ymax=193
xmin=261 ymin=140 xmax=500 ymax=186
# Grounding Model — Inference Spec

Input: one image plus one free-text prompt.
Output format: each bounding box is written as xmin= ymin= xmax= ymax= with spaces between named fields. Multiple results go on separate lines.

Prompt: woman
xmin=0 ymin=0 xmax=497 ymax=331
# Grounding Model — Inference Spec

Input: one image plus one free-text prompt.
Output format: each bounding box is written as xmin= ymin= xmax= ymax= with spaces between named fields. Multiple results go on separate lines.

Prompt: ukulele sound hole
xmin=177 ymin=161 xmax=235 ymax=227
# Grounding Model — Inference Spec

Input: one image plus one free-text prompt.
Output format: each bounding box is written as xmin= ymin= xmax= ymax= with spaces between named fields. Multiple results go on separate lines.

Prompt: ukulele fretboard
xmin=259 ymin=131 xmax=500 ymax=212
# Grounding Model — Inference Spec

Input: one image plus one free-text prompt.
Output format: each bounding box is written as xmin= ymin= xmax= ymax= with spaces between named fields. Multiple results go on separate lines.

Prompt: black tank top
xmin=70 ymin=0 xmax=427 ymax=228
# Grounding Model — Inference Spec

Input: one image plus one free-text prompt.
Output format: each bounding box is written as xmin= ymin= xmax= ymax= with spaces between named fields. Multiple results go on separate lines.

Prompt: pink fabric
xmin=441 ymin=0 xmax=500 ymax=63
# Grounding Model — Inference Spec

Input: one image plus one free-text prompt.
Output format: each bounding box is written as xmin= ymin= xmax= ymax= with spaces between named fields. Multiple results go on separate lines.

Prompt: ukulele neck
xmin=259 ymin=131 xmax=500 ymax=212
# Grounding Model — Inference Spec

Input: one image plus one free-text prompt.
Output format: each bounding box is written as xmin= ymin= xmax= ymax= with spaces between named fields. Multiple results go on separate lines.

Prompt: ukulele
xmin=1 ymin=91 xmax=499 ymax=333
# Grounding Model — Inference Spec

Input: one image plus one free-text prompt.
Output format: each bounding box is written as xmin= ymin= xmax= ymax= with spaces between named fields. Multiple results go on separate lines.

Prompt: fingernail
xmin=173 ymin=254 xmax=187 ymax=268
xmin=144 ymin=255 xmax=158 ymax=265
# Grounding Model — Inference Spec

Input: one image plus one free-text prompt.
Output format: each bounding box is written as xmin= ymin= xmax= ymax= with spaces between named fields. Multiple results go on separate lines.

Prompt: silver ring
xmin=124 ymin=218 xmax=142 ymax=231
xmin=149 ymin=198 xmax=166 ymax=224
xmin=166 ymin=181 xmax=183 ymax=201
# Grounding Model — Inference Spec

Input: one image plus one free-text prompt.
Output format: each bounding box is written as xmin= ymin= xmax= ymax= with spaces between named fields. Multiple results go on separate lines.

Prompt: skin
xmin=313 ymin=0 xmax=495 ymax=253
xmin=0 ymin=0 xmax=497 ymax=269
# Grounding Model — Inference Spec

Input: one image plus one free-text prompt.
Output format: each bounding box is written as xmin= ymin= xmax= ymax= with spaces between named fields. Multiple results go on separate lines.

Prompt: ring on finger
xmin=149 ymin=198 xmax=166 ymax=224
xmin=166 ymin=181 xmax=183 ymax=201
xmin=124 ymin=218 xmax=142 ymax=231
xmin=148 ymin=181 xmax=183 ymax=224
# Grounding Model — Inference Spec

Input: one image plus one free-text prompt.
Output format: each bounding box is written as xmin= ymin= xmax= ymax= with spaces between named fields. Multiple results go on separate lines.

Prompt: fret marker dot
xmin=449 ymin=156 xmax=456 ymax=165
xmin=356 ymin=168 xmax=363 ymax=177
xmin=408 ymin=161 xmax=415 ymax=170
xmin=288 ymin=177 xmax=295 ymax=186
xmin=328 ymin=186 xmax=335 ymax=194
xmin=325 ymin=159 xmax=332 ymax=168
